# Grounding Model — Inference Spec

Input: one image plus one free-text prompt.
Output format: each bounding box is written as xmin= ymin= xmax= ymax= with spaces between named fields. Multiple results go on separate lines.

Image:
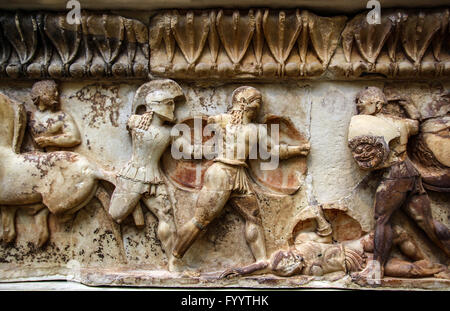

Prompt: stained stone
xmin=0 ymin=2 xmax=449 ymax=290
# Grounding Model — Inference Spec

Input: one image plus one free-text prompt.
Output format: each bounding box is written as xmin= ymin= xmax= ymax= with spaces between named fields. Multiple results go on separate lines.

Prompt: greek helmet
xmin=132 ymin=79 xmax=184 ymax=122
xmin=231 ymin=86 xmax=262 ymax=111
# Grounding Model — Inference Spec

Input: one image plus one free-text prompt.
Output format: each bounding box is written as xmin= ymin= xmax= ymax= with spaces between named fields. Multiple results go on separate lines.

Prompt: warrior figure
xmin=220 ymin=228 xmax=449 ymax=280
xmin=347 ymin=87 xmax=450 ymax=284
xmin=108 ymin=79 xmax=184 ymax=271
xmin=172 ymin=86 xmax=310 ymax=264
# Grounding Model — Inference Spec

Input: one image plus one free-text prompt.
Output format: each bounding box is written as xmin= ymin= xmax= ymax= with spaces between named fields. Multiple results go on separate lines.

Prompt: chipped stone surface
xmin=0 ymin=2 xmax=449 ymax=291
xmin=0 ymin=78 xmax=449 ymax=289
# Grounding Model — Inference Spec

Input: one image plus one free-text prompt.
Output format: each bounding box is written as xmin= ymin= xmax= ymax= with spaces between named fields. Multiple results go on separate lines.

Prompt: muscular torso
xmin=376 ymin=114 xmax=418 ymax=167
xmin=120 ymin=114 xmax=171 ymax=183
xmin=209 ymin=114 xmax=262 ymax=166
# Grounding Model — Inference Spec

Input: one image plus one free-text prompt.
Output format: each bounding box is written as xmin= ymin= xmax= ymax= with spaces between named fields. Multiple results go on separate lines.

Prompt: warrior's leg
xmin=95 ymin=185 xmax=112 ymax=215
xmin=173 ymin=187 xmax=231 ymax=259
xmin=108 ymin=178 xmax=142 ymax=224
xmin=229 ymin=195 xmax=267 ymax=262
xmin=1 ymin=206 xmax=17 ymax=244
xmin=372 ymin=180 xmax=409 ymax=267
xmin=173 ymin=164 xmax=233 ymax=259
xmin=96 ymin=182 xmax=144 ymax=227
xmin=354 ymin=178 xmax=410 ymax=283
xmin=245 ymin=222 xmax=266 ymax=262
xmin=142 ymin=186 xmax=177 ymax=262
xmin=392 ymin=225 xmax=426 ymax=261
xmin=402 ymin=190 xmax=450 ymax=257
xmin=388 ymin=226 xmax=449 ymax=279
xmin=384 ymin=258 xmax=446 ymax=278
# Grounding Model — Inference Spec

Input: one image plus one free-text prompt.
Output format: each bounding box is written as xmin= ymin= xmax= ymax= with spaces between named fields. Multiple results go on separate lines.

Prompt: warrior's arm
xmin=220 ymin=261 xmax=270 ymax=278
xmin=170 ymin=116 xmax=222 ymax=159
xmin=171 ymin=134 xmax=198 ymax=159
xmin=257 ymin=125 xmax=310 ymax=159
xmin=405 ymin=118 xmax=419 ymax=137
xmin=171 ymin=131 xmax=216 ymax=159
xmin=273 ymin=144 xmax=311 ymax=159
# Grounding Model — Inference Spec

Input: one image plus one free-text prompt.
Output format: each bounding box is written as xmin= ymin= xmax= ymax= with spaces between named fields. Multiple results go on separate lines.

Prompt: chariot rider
xmin=108 ymin=79 xmax=184 ymax=271
xmin=172 ymin=86 xmax=310 ymax=264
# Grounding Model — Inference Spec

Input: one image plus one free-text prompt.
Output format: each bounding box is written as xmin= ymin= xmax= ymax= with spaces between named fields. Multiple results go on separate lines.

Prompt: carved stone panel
xmin=0 ymin=5 xmax=449 ymax=291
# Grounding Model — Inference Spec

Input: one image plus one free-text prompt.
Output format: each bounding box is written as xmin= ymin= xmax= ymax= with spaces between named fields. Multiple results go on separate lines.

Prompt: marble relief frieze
xmin=0 ymin=6 xmax=448 ymax=290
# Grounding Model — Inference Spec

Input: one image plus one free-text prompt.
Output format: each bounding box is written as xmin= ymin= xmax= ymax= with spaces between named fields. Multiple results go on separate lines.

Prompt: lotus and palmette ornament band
xmin=0 ymin=7 xmax=449 ymax=80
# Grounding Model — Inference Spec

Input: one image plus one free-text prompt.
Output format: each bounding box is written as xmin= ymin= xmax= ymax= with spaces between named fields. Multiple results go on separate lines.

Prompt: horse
xmin=0 ymin=92 xmax=115 ymax=247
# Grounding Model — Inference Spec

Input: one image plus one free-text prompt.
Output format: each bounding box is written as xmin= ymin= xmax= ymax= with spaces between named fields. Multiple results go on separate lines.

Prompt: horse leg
xmin=35 ymin=208 xmax=49 ymax=248
xmin=95 ymin=185 xmax=111 ymax=215
xmin=95 ymin=184 xmax=128 ymax=264
xmin=1 ymin=206 xmax=17 ymax=244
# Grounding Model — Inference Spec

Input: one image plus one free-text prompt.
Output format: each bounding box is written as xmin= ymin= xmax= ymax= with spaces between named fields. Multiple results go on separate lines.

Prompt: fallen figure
xmin=220 ymin=226 xmax=449 ymax=280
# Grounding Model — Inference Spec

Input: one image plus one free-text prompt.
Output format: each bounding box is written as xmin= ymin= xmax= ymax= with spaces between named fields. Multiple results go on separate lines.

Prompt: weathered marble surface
xmin=0 ymin=80 xmax=448 ymax=288
xmin=0 ymin=0 xmax=448 ymax=290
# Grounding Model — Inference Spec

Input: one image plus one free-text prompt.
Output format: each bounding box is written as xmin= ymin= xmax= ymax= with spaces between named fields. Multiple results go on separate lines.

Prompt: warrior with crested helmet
xmin=108 ymin=79 xmax=184 ymax=271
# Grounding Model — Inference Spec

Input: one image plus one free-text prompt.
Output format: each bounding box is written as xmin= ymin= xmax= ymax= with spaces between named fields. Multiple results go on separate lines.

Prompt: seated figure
xmin=28 ymin=80 xmax=81 ymax=150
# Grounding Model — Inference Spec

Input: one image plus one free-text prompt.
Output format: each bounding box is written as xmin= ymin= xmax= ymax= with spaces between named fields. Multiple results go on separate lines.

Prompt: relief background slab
xmin=0 ymin=0 xmax=448 ymax=290
xmin=0 ymin=80 xmax=448 ymax=289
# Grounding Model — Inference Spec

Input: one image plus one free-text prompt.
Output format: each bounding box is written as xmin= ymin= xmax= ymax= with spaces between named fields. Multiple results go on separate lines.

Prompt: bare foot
xmin=219 ymin=268 xmax=241 ymax=279
xmin=168 ymin=255 xmax=184 ymax=273
xmin=434 ymin=270 xmax=450 ymax=280
xmin=351 ymin=260 xmax=383 ymax=286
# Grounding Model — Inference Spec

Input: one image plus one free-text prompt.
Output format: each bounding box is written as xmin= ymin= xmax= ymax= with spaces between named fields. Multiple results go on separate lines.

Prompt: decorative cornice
xmin=0 ymin=8 xmax=449 ymax=80
xmin=0 ymin=11 xmax=149 ymax=79
xmin=149 ymin=8 xmax=450 ymax=80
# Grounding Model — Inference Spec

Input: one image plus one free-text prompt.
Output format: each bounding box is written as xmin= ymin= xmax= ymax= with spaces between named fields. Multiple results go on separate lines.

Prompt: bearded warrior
xmin=172 ymin=86 xmax=310 ymax=264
